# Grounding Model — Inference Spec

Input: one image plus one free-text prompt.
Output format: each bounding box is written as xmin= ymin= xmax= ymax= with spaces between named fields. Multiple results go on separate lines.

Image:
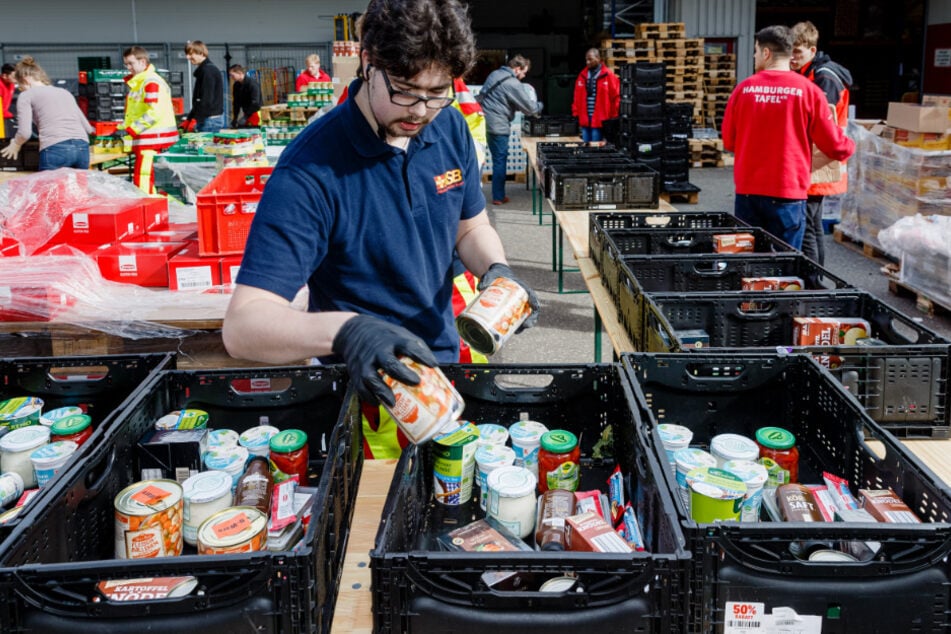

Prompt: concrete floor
xmin=482 ymin=166 xmax=951 ymax=365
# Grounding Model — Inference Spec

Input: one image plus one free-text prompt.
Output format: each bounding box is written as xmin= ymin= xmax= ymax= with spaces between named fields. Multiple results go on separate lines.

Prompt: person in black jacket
xmin=183 ymin=40 xmax=224 ymax=133
xmin=228 ymin=65 xmax=261 ymax=128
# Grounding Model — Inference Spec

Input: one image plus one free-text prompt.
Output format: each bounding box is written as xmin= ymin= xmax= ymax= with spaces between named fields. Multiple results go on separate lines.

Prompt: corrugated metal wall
xmin=667 ymin=0 xmax=755 ymax=81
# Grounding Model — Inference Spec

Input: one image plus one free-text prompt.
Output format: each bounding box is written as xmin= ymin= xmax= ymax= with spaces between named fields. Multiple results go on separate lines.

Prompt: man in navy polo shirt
xmin=223 ymin=0 xmax=539 ymax=454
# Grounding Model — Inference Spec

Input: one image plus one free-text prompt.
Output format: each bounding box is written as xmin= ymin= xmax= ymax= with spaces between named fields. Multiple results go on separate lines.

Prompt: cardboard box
xmin=792 ymin=317 xmax=871 ymax=346
xmin=332 ymin=56 xmax=360 ymax=101
xmin=0 ymin=268 xmax=76 ymax=321
xmin=565 ymin=511 xmax=632 ymax=553
xmin=886 ymin=102 xmax=951 ymax=134
xmin=96 ymin=241 xmax=188 ymax=287
xmin=713 ymin=232 xmax=754 ymax=253
xmin=141 ymin=197 xmax=170 ymax=232
xmin=921 ymin=94 xmax=951 ymax=108
xmin=167 ymin=242 xmax=221 ymax=291
xmin=220 ymin=254 xmax=243 ymax=285
xmin=881 ymin=126 xmax=951 ymax=150
xmin=137 ymin=428 xmax=208 ymax=483
xmin=57 ymin=199 xmax=147 ymax=245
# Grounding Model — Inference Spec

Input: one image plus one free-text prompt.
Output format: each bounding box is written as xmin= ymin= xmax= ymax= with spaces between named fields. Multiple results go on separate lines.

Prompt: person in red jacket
xmin=295 ymin=54 xmax=331 ymax=93
xmin=721 ymin=25 xmax=855 ymax=249
xmin=790 ymin=20 xmax=852 ymax=265
xmin=571 ymin=48 xmax=619 ymax=143
xmin=0 ymin=63 xmax=16 ymax=139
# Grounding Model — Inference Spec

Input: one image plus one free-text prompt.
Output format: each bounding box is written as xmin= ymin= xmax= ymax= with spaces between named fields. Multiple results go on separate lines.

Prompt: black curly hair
xmin=358 ymin=0 xmax=476 ymax=80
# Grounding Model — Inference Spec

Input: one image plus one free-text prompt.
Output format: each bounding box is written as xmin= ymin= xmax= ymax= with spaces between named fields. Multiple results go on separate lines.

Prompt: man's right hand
xmin=332 ymin=315 xmax=438 ymax=407
xmin=180 ymin=119 xmax=197 ymax=133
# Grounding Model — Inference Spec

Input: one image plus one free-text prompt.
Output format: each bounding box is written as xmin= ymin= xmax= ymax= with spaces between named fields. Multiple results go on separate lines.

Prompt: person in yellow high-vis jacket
xmin=121 ymin=46 xmax=179 ymax=194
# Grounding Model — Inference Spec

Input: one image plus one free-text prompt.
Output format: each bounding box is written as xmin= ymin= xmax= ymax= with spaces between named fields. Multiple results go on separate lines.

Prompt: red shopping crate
xmin=196 ymin=166 xmax=272 ymax=256
xmin=171 ymin=96 xmax=184 ymax=115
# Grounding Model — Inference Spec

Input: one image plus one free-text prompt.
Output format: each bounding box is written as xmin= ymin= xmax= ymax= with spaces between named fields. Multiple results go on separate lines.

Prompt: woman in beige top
xmin=0 ymin=56 xmax=93 ymax=170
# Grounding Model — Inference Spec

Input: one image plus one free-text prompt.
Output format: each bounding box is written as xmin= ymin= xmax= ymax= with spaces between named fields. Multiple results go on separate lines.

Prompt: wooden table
xmin=89 ymin=151 xmax=131 ymax=171
xmin=331 ymin=443 xmax=951 ymax=632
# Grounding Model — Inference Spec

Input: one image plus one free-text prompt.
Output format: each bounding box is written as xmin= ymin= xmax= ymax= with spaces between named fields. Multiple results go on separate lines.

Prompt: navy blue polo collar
xmin=343 ymin=78 xmax=439 ymax=159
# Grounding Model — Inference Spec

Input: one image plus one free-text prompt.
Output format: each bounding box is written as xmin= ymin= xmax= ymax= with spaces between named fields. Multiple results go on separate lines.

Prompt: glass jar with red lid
xmin=755 ymin=426 xmax=798 ymax=484
xmin=538 ymin=430 xmax=580 ymax=493
xmin=50 ymin=414 xmax=93 ymax=446
xmin=269 ymin=429 xmax=309 ymax=484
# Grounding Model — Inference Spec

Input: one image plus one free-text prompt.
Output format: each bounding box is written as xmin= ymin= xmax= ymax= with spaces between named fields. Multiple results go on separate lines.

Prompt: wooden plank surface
xmin=332 ymin=459 xmax=398 ymax=634
xmin=578 ymin=256 xmax=635 ymax=354
xmin=553 ymin=200 xmax=677 ymax=260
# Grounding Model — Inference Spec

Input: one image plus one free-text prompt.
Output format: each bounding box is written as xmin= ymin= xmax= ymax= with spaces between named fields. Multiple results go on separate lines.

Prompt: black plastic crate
xmin=631 ymin=83 xmax=666 ymax=104
xmin=0 ymin=353 xmax=172 ymax=539
xmin=370 ymin=364 xmax=690 ymax=634
xmin=615 ymin=253 xmax=854 ymax=348
xmin=631 ymin=120 xmax=665 ymax=141
xmin=662 ymin=181 xmax=701 ymax=197
xmin=641 ymin=290 xmax=951 ymax=435
xmin=587 ymin=210 xmax=748 ymax=277
xmin=541 ymin=154 xmax=634 ymax=198
xmin=623 ymin=353 xmax=951 ymax=633
xmin=0 ymin=365 xmax=362 ymax=634
xmin=619 ymin=62 xmax=666 ymax=85
xmin=549 ymin=162 xmax=660 ymax=210
xmin=521 ymin=115 xmax=580 ymax=137
xmin=594 ymin=226 xmax=796 ymax=304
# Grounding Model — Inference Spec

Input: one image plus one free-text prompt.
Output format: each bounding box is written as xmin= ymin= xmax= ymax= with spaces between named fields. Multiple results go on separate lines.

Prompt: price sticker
xmin=131 ymin=485 xmax=173 ymax=506
xmin=724 ymin=602 xmax=764 ymax=633
xmin=212 ymin=511 xmax=251 ymax=538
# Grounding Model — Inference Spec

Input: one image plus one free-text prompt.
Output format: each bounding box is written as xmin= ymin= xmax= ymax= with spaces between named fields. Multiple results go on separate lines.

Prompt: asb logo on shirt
xmin=434 ymin=168 xmax=464 ymax=194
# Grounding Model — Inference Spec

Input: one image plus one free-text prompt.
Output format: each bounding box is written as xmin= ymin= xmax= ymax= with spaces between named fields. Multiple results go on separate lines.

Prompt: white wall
xmin=0 ymin=0 xmax=368 ymax=44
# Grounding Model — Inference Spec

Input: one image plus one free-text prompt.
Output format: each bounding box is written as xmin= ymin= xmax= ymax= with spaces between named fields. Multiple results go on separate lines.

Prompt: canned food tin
xmin=382 ymin=357 xmax=465 ymax=445
xmin=539 ymin=575 xmax=580 ymax=593
xmin=114 ymin=479 xmax=184 ymax=559
xmin=196 ymin=506 xmax=268 ymax=555
xmin=456 ymin=277 xmax=532 ymax=355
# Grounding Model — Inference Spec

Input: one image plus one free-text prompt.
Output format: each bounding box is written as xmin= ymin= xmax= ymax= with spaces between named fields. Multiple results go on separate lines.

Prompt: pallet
xmin=832 ymin=228 xmax=897 ymax=264
xmin=601 ymin=38 xmax=653 ymax=50
xmin=666 ymin=78 xmax=703 ymax=91
xmin=704 ymin=69 xmax=737 ymax=79
xmin=660 ymin=189 xmax=700 ymax=204
xmin=481 ymin=172 xmax=527 ymax=184
xmin=705 ymin=53 xmax=736 ymax=62
xmin=635 ymin=22 xmax=686 ymax=39
xmin=705 ymin=59 xmax=737 ymax=70
xmin=704 ymin=76 xmax=736 ymax=87
xmin=882 ymin=263 xmax=951 ymax=317
xmin=654 ymin=38 xmax=704 ymax=52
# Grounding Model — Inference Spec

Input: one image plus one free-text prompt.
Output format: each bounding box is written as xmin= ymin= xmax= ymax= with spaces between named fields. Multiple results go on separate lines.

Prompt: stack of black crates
xmin=617 ymin=62 xmax=700 ymax=201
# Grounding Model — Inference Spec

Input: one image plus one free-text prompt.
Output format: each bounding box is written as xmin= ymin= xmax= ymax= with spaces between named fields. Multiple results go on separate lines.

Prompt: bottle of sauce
xmin=755 ymin=427 xmax=799 ymax=484
xmin=537 ymin=430 xmax=580 ymax=493
xmin=234 ymin=456 xmax=273 ymax=516
xmin=534 ymin=488 xmax=576 ymax=551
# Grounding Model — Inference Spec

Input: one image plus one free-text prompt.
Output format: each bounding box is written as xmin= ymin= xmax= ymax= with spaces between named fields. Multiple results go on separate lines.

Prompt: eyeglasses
xmin=376 ymin=67 xmax=455 ymax=110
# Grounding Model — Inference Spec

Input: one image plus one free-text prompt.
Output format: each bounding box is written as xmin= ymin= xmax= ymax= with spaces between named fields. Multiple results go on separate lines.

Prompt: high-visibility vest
xmin=452 ymin=79 xmax=487 ymax=166
xmin=123 ymin=65 xmax=179 ymax=151
xmin=362 ymin=270 xmax=487 ymax=459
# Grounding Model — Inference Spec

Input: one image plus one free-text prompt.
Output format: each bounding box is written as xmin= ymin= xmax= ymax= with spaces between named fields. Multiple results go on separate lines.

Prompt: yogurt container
xmin=475 ymin=423 xmax=509 ymax=447
xmin=657 ymin=424 xmax=693 ymax=474
xmin=474 ymin=443 xmax=516 ymax=510
xmin=40 ymin=406 xmax=84 ymax=427
xmin=29 ymin=440 xmax=79 ymax=487
xmin=155 ymin=409 xmax=210 ymax=431
xmin=710 ymin=433 xmax=759 ymax=468
xmin=0 ymin=425 xmax=51 ymax=488
xmin=686 ymin=467 xmax=747 ymax=523
xmin=432 ymin=422 xmax=480 ymax=506
xmin=238 ymin=425 xmax=281 ymax=457
xmin=722 ymin=459 xmax=769 ymax=522
xmin=0 ymin=472 xmax=24 ymax=508
xmin=182 ymin=470 xmax=234 ymax=546
xmin=207 ymin=429 xmax=240 ymax=450
xmin=508 ymin=420 xmax=548 ymax=479
xmin=674 ymin=447 xmax=718 ymax=509
xmin=0 ymin=397 xmax=44 ymax=430
xmin=204 ymin=445 xmax=250 ymax=489
xmin=487 ymin=465 xmax=538 ymax=539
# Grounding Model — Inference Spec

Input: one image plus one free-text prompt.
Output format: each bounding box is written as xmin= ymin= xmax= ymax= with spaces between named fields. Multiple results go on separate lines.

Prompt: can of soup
xmin=114 ymin=479 xmax=184 ymax=559
xmin=196 ymin=506 xmax=268 ymax=555
xmin=381 ymin=357 xmax=465 ymax=445
xmin=456 ymin=277 xmax=532 ymax=355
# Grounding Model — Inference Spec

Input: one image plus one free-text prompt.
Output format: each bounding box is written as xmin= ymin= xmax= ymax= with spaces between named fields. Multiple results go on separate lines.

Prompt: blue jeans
xmin=734 ymin=194 xmax=807 ymax=249
xmin=581 ymin=126 xmax=603 ymax=143
xmin=39 ymin=139 xmax=89 ymax=170
xmin=487 ymin=132 xmax=509 ymax=202
xmin=197 ymin=115 xmax=225 ymax=133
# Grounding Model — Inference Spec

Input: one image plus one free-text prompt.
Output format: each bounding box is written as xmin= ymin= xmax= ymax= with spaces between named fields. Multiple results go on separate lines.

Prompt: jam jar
xmin=755 ymin=426 xmax=799 ymax=484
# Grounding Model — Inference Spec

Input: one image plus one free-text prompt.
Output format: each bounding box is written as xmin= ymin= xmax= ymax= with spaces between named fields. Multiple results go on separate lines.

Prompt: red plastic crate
xmin=94 ymin=121 xmax=119 ymax=136
xmin=171 ymin=97 xmax=184 ymax=115
xmin=195 ymin=166 xmax=272 ymax=256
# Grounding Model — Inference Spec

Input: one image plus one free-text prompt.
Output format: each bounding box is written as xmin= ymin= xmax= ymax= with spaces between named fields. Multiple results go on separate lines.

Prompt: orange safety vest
xmin=362 ymin=270 xmax=487 ymax=459
xmin=802 ymin=63 xmax=849 ymax=196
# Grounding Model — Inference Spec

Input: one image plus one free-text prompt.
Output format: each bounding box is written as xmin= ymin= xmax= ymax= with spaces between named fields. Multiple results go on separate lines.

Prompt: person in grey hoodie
xmin=478 ymin=55 xmax=542 ymax=204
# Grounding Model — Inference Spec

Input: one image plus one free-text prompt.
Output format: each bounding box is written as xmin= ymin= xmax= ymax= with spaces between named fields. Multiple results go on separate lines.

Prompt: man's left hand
xmin=0 ymin=143 xmax=20 ymax=160
xmin=478 ymin=262 xmax=540 ymax=331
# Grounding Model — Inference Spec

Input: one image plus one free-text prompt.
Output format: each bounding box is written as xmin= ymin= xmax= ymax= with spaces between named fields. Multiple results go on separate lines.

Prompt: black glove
xmin=111 ymin=130 xmax=127 ymax=141
xmin=332 ymin=314 xmax=438 ymax=407
xmin=477 ymin=262 xmax=540 ymax=331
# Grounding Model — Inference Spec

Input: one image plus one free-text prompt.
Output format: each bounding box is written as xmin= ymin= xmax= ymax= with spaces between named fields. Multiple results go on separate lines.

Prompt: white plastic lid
xmin=207 ymin=429 xmax=240 ymax=449
xmin=487 ymin=465 xmax=537 ymax=497
xmin=686 ymin=467 xmax=747 ymax=500
xmin=508 ymin=420 xmax=548 ymax=445
xmin=182 ymin=470 xmax=233 ymax=504
xmin=722 ymin=459 xmax=769 ymax=488
xmin=40 ymin=406 xmax=84 ymax=427
xmin=239 ymin=425 xmax=280 ymax=449
xmin=475 ymin=444 xmax=516 ymax=469
xmin=29 ymin=440 xmax=78 ymax=465
xmin=674 ymin=448 xmax=717 ymax=472
xmin=710 ymin=433 xmax=759 ymax=462
xmin=204 ymin=445 xmax=250 ymax=472
xmin=475 ymin=424 xmax=509 ymax=445
xmin=0 ymin=425 xmax=51 ymax=453
xmin=658 ymin=423 xmax=693 ymax=447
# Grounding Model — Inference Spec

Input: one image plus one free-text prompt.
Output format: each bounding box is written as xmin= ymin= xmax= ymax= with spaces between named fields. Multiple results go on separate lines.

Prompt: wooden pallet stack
xmin=703 ymin=53 xmax=736 ymax=130
xmin=687 ymin=137 xmax=733 ymax=168
xmin=601 ymin=38 xmax=655 ymax=71
xmin=633 ymin=23 xmax=705 ymax=126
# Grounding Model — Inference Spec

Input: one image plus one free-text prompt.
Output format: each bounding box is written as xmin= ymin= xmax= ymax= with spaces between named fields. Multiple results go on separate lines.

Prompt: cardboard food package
xmin=886 ymin=102 xmax=951 ymax=134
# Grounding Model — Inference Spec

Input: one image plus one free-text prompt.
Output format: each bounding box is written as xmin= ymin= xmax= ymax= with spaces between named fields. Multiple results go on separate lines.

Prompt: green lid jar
xmin=538 ymin=430 xmax=580 ymax=493
xmin=269 ymin=429 xmax=307 ymax=453
xmin=755 ymin=427 xmax=795 ymax=449
xmin=540 ymin=430 xmax=578 ymax=454
xmin=50 ymin=414 xmax=94 ymax=446
xmin=755 ymin=426 xmax=799 ymax=485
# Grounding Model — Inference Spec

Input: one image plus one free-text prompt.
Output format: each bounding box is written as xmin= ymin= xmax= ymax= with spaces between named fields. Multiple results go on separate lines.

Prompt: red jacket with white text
xmin=571 ymin=65 xmax=620 ymax=128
